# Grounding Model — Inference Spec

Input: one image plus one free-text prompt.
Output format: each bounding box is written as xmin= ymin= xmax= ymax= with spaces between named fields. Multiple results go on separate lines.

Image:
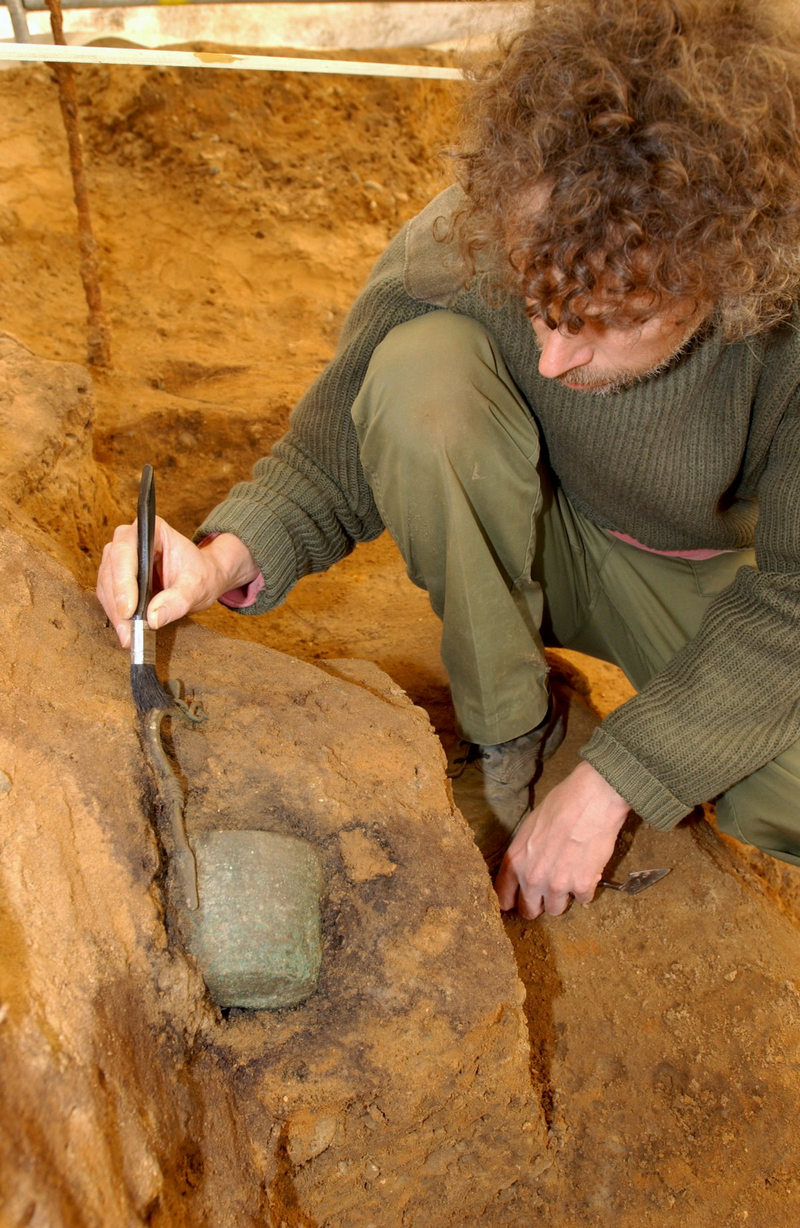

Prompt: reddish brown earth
xmin=2 ymin=48 xmax=800 ymax=1227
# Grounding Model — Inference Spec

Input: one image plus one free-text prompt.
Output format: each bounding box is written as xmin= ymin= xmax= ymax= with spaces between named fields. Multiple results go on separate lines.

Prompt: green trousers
xmin=351 ymin=311 xmax=800 ymax=865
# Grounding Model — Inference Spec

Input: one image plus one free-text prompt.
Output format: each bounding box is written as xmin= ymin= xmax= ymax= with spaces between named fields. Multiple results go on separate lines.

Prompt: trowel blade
xmin=618 ymin=868 xmax=671 ymax=895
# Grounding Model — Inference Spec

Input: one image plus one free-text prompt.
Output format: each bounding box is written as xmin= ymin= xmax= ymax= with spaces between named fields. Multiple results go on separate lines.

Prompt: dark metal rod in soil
xmin=43 ymin=0 xmax=112 ymax=369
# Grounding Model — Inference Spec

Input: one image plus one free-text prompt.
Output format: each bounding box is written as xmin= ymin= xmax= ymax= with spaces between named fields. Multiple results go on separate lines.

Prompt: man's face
xmin=528 ymin=298 xmax=710 ymax=395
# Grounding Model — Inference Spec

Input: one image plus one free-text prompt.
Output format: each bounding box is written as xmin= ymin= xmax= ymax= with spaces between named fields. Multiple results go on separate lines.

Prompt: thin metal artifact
xmin=140 ymin=699 xmax=205 ymax=912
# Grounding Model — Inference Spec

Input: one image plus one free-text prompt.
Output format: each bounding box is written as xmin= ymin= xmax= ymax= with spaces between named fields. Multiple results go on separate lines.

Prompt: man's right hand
xmin=494 ymin=759 xmax=630 ymax=918
xmin=96 ymin=519 xmax=260 ymax=648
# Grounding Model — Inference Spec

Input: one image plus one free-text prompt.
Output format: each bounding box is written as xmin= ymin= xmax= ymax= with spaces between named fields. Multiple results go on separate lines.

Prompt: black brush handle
xmin=134 ymin=463 xmax=156 ymax=621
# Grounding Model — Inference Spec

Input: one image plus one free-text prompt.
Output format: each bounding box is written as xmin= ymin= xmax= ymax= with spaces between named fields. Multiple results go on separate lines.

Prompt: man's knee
xmin=354 ymin=311 xmax=508 ymax=444
xmin=370 ymin=310 xmax=496 ymax=388
xmin=352 ymin=310 xmax=535 ymax=473
xmin=715 ymin=741 xmax=800 ymax=866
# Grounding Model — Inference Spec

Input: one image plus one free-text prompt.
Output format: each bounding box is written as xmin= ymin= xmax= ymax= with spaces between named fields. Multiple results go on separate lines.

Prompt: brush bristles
xmin=130 ymin=664 xmax=174 ymax=713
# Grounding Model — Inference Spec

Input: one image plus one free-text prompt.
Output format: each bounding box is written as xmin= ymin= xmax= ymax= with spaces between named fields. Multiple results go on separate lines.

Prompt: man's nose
xmin=537 ymin=329 xmax=594 ymax=380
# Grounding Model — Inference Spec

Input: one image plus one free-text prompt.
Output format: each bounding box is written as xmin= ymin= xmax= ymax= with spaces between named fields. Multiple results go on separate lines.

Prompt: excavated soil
xmin=2 ymin=47 xmax=800 ymax=1227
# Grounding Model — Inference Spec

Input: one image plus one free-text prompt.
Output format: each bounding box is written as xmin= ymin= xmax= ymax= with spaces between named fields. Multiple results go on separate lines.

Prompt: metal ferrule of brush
xmin=131 ymin=618 xmax=156 ymax=666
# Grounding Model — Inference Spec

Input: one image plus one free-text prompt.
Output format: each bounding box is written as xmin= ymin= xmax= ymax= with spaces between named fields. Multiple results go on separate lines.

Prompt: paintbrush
xmin=130 ymin=464 xmax=174 ymax=713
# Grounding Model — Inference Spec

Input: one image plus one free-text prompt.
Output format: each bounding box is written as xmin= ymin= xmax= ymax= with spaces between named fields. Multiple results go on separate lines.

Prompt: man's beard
xmin=557 ymin=325 xmax=704 ymax=396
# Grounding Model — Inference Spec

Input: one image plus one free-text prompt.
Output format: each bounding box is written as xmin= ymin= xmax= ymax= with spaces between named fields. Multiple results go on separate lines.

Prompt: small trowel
xmin=599 ymin=868 xmax=671 ymax=896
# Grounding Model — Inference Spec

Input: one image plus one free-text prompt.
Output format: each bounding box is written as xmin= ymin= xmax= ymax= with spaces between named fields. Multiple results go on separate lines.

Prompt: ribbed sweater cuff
xmin=580 ymin=727 xmax=690 ymax=832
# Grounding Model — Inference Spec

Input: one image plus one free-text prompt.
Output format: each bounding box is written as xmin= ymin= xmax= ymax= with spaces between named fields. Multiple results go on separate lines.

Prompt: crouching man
xmin=97 ymin=0 xmax=800 ymax=918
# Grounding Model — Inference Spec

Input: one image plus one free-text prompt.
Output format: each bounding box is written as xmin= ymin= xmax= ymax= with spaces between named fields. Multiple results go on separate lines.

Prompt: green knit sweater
xmin=197 ymin=187 xmax=800 ymax=831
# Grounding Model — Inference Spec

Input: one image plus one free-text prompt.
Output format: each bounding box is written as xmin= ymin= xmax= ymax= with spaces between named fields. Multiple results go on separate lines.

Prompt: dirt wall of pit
xmin=0 ymin=337 xmax=553 ymax=1226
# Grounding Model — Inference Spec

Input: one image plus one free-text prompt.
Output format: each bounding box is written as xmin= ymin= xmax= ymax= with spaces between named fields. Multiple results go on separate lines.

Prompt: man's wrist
xmin=573 ymin=759 xmax=631 ymax=823
xmin=197 ymin=532 xmax=261 ymax=596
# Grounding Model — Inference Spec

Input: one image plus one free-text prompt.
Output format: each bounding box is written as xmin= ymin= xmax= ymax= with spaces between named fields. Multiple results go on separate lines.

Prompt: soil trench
xmin=1 ymin=47 xmax=800 ymax=1228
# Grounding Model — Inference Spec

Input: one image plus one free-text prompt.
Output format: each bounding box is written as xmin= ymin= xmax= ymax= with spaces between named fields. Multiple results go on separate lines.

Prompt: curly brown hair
xmin=451 ymin=0 xmax=800 ymax=339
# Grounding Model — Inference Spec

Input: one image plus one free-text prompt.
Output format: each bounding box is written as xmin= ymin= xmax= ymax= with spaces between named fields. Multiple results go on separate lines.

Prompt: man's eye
xmin=608 ymin=319 xmax=643 ymax=335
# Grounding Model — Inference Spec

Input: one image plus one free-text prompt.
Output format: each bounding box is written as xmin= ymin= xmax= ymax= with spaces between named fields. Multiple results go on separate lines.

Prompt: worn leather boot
xmin=447 ymin=695 xmax=567 ymax=871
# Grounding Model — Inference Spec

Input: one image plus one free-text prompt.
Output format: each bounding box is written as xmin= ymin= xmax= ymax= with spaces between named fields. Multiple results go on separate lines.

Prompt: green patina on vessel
xmin=187 ymin=830 xmax=324 ymax=1010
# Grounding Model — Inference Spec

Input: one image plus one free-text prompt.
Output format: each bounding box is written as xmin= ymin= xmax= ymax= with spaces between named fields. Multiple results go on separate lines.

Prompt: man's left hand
xmin=495 ymin=760 xmax=630 ymax=918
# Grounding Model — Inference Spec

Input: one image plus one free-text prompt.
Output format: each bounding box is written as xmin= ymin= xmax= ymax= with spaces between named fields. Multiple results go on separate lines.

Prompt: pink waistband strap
xmin=608 ymin=529 xmax=736 ymax=561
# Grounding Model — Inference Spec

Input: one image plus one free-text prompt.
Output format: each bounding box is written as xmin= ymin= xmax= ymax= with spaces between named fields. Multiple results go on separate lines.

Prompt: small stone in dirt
xmin=0 ymin=770 xmax=11 ymax=797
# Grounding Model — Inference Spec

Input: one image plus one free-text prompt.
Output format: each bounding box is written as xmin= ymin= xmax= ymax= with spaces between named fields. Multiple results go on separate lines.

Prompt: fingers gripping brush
xmin=130 ymin=464 xmax=175 ymax=713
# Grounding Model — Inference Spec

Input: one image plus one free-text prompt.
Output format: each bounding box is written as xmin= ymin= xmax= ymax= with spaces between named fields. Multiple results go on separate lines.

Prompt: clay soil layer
xmin=2 ymin=47 xmax=800 ymax=1228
